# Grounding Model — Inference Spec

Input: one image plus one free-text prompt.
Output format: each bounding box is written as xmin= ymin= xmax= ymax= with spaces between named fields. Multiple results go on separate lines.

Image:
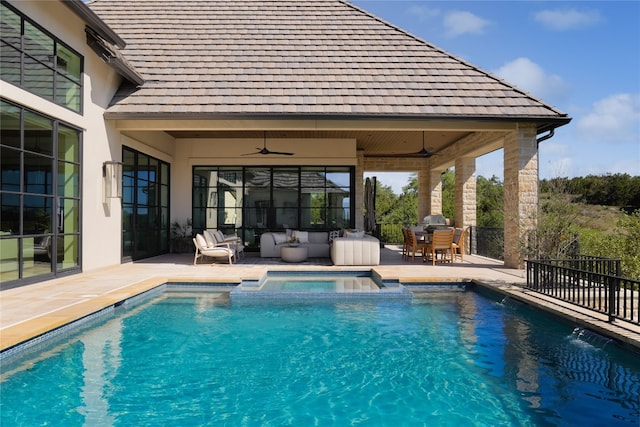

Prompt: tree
xmin=476 ymin=175 xmax=504 ymax=227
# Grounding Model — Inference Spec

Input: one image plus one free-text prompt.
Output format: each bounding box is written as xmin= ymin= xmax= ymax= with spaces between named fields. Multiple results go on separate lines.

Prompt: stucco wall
xmin=3 ymin=0 xmax=125 ymax=272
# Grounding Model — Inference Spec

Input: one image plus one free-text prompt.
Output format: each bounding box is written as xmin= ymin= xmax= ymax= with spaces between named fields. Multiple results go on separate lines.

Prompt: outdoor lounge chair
xmin=193 ymin=234 xmax=234 ymax=265
xmin=204 ymin=229 xmax=244 ymax=259
xmin=424 ymin=228 xmax=454 ymax=266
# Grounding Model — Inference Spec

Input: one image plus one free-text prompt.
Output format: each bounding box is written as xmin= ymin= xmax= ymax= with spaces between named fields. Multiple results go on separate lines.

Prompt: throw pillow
xmin=272 ymin=233 xmax=287 ymax=244
xmin=295 ymin=231 xmax=309 ymax=243
xmin=329 ymin=230 xmax=340 ymax=243
xmin=345 ymin=230 xmax=365 ymax=238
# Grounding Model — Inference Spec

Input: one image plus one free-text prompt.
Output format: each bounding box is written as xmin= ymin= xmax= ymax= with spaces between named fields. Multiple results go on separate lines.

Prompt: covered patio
xmin=88 ymin=0 xmax=571 ymax=269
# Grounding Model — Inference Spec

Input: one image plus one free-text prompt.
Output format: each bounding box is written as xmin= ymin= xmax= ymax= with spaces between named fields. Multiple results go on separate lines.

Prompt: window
xmin=0 ymin=1 xmax=82 ymax=112
xmin=122 ymin=147 xmax=170 ymax=261
xmin=193 ymin=166 xmax=354 ymax=249
xmin=0 ymin=99 xmax=81 ymax=287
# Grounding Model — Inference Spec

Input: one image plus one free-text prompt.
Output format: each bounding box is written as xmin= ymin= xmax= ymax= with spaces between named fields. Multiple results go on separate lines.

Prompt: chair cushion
xmin=295 ymin=231 xmax=309 ymax=243
xmin=203 ymin=230 xmax=217 ymax=246
xmin=195 ymin=234 xmax=208 ymax=249
xmin=215 ymin=230 xmax=225 ymax=242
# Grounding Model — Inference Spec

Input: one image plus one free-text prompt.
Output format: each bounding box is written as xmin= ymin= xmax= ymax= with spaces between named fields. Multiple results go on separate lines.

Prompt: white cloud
xmin=539 ymin=141 xmax=573 ymax=178
xmin=577 ymin=93 xmax=640 ymax=144
xmin=534 ymin=9 xmax=602 ymax=31
xmin=406 ymin=5 xmax=439 ymax=23
xmin=443 ymin=10 xmax=490 ymax=37
xmin=493 ymin=57 xmax=569 ymax=101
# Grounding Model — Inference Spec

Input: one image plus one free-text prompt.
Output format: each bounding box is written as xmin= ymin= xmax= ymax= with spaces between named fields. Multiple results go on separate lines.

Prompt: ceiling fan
xmin=242 ymin=131 xmax=294 ymax=156
xmin=370 ymin=131 xmax=440 ymax=158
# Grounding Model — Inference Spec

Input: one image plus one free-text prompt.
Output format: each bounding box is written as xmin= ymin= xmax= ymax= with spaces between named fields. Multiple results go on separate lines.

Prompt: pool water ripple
xmin=1 ymin=292 xmax=639 ymax=426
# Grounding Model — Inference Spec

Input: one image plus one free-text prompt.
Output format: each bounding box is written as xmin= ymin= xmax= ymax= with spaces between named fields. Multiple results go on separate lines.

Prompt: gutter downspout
xmin=536 ymin=128 xmax=555 ymax=147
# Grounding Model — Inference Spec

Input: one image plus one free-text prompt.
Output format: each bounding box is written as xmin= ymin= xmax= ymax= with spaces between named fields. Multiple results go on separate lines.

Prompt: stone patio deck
xmin=1 ymin=246 xmax=638 ymax=353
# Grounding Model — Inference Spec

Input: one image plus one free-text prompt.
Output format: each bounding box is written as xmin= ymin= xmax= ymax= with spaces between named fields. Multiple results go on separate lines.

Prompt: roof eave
xmin=103 ymin=111 xmax=571 ymax=129
xmin=62 ymin=0 xmax=126 ymax=48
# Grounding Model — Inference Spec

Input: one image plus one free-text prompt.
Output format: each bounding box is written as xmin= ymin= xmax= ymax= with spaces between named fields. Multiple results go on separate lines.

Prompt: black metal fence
xmin=469 ymin=226 xmax=503 ymax=260
xmin=525 ymin=257 xmax=639 ymax=325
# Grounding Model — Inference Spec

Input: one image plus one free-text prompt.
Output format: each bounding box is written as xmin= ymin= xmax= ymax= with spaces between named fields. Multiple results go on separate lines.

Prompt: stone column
xmin=418 ymin=161 xmax=443 ymax=221
xmin=455 ymin=156 xmax=476 ymax=228
xmin=503 ymin=125 xmax=538 ymax=269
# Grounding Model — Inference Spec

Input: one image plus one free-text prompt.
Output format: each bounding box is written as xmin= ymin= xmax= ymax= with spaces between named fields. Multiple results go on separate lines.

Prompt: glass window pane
xmin=57 ymin=234 xmax=79 ymax=270
xmin=326 ymin=170 xmax=351 ymax=188
xmin=137 ymin=155 xmax=149 ymax=180
xmin=123 ymin=149 xmax=135 ymax=178
xmin=23 ymin=195 xmax=52 ymax=234
xmin=55 ymin=44 xmax=81 ymax=81
xmin=0 ymin=4 xmax=21 ymax=46
xmin=24 ymin=152 xmax=52 ymax=194
xmin=57 ymin=161 xmax=79 ymax=198
xmin=23 ymin=55 xmax=54 ymax=100
xmin=136 ymin=179 xmax=148 ymax=205
xmin=122 ymin=175 xmax=134 ymax=204
xmin=148 ymin=157 xmax=158 ymax=183
xmin=59 ymin=198 xmax=79 ymax=234
xmin=24 ymin=110 xmax=53 ymax=155
xmin=273 ymin=168 xmax=298 ymax=188
xmin=57 ymin=125 xmax=79 ymax=162
xmin=160 ymin=163 xmax=169 ymax=186
xmin=1 ymin=146 xmax=20 ymax=192
xmin=160 ymin=184 xmax=169 ymax=207
xmin=23 ymin=21 xmax=53 ymax=64
xmin=1 ymin=193 xmax=20 ymax=234
xmin=55 ymin=75 xmax=80 ymax=112
xmin=0 ymin=42 xmax=21 ymax=85
xmin=0 ymin=100 xmax=21 ymax=148
xmin=0 ymin=238 xmax=19 ymax=281
xmin=301 ymin=169 xmax=326 ymax=191
xmin=301 ymin=190 xmax=325 ymax=208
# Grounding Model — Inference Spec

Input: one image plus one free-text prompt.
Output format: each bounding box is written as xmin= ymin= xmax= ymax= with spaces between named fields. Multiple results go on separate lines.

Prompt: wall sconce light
xmin=102 ymin=161 xmax=123 ymax=202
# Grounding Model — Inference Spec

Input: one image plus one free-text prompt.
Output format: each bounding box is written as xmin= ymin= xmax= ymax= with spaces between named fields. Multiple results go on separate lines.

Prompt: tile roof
xmin=87 ymin=0 xmax=569 ymax=124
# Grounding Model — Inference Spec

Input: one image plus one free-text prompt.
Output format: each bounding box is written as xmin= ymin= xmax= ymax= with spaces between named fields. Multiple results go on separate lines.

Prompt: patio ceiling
xmin=164 ymin=129 xmax=472 ymax=158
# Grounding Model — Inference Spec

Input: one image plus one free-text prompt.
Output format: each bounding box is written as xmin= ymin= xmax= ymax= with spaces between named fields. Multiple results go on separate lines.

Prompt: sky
xmin=357 ymin=0 xmax=640 ymax=194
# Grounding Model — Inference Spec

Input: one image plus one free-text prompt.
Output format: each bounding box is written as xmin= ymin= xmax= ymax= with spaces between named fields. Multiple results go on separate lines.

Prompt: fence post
xmin=607 ymin=274 xmax=618 ymax=322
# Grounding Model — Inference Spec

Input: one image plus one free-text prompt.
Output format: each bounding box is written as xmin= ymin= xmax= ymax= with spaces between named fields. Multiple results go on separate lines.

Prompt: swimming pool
xmin=1 ymin=286 xmax=639 ymax=426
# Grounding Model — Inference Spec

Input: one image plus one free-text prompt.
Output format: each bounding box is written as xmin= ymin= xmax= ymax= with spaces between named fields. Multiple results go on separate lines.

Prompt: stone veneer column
xmin=418 ymin=161 xmax=443 ymax=221
xmin=503 ymin=125 xmax=538 ymax=269
xmin=454 ymin=157 xmax=476 ymax=228
xmin=355 ymin=150 xmax=364 ymax=231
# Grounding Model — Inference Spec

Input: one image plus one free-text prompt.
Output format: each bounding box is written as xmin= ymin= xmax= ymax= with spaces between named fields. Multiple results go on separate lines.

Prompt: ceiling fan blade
xmin=368 ymin=131 xmax=440 ymax=158
xmin=265 ymin=150 xmax=294 ymax=156
xmin=241 ymin=131 xmax=295 ymax=156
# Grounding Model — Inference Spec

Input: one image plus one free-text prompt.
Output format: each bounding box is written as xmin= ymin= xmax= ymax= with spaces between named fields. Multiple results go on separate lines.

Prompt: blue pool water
xmin=1 ymin=288 xmax=639 ymax=426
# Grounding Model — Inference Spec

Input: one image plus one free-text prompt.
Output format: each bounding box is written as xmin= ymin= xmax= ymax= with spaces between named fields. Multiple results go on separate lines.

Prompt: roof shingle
xmin=88 ymin=0 xmax=568 ymax=122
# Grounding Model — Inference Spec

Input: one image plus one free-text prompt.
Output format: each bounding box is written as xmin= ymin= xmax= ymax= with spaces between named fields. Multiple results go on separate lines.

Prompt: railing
xmin=526 ymin=258 xmax=639 ymax=326
xmin=469 ymin=226 xmax=504 ymax=260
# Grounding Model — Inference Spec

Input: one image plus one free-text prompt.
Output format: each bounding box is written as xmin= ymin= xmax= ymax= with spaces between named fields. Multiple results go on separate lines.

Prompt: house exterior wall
xmin=2 ymin=0 xmax=125 ymax=273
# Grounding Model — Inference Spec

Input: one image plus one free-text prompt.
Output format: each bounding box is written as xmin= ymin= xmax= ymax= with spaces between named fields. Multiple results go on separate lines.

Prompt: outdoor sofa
xmin=260 ymin=229 xmax=380 ymax=265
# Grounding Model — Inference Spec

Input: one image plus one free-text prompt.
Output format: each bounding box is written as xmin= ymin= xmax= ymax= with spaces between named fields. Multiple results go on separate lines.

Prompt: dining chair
xmin=424 ymin=228 xmax=454 ymax=266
